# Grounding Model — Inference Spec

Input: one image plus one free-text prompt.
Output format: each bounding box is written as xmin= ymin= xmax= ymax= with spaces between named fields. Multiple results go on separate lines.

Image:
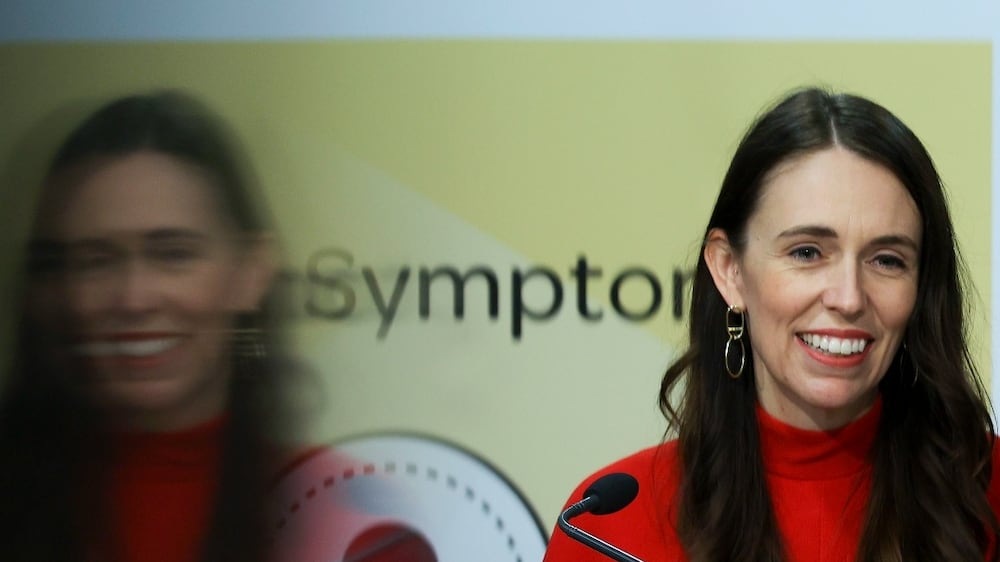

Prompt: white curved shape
xmin=270 ymin=433 xmax=548 ymax=562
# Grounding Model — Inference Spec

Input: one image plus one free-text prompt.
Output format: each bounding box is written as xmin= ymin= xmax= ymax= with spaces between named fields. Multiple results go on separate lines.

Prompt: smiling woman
xmin=0 ymin=91 xmax=290 ymax=562
xmin=543 ymin=88 xmax=1000 ymax=562
xmin=705 ymin=147 xmax=922 ymax=430
xmin=41 ymin=150 xmax=270 ymax=431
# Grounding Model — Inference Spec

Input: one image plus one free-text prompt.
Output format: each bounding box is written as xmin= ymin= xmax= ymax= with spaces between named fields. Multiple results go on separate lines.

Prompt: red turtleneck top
xmin=543 ymin=400 xmax=1000 ymax=561
xmin=106 ymin=417 xmax=225 ymax=562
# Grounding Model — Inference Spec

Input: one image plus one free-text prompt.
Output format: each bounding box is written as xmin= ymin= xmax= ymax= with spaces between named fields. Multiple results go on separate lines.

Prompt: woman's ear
xmin=230 ymin=234 xmax=278 ymax=312
xmin=703 ymin=228 xmax=744 ymax=309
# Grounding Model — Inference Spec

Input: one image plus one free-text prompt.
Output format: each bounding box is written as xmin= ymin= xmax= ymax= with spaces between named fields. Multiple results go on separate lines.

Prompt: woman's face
xmin=707 ymin=147 xmax=921 ymax=430
xmin=36 ymin=151 xmax=270 ymax=431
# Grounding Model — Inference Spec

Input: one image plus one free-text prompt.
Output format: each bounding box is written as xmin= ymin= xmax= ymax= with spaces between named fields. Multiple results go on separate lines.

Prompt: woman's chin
xmin=799 ymin=383 xmax=879 ymax=423
xmin=88 ymin=377 xmax=221 ymax=431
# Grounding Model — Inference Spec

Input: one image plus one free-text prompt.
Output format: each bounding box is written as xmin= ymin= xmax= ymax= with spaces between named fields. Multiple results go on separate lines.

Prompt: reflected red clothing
xmin=107 ymin=417 xmax=224 ymax=562
xmin=544 ymin=400 xmax=1000 ymax=561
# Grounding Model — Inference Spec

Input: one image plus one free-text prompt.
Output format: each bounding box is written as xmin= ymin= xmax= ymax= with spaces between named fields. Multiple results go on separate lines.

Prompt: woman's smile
xmin=796 ymin=331 xmax=873 ymax=368
xmin=707 ymin=147 xmax=921 ymax=430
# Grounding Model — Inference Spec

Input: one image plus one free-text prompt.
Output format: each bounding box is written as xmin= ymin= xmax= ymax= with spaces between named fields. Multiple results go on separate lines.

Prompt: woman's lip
xmin=79 ymin=332 xmax=184 ymax=342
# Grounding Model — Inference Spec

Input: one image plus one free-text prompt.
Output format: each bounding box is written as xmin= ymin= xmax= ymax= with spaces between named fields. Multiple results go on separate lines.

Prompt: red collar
xmin=756 ymin=397 xmax=881 ymax=480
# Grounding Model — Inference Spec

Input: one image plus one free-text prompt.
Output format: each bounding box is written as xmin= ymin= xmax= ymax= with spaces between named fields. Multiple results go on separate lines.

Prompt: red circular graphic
xmin=345 ymin=523 xmax=437 ymax=562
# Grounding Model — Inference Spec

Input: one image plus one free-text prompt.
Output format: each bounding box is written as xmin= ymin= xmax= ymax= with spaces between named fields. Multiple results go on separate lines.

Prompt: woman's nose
xmin=110 ymin=261 xmax=159 ymax=315
xmin=820 ymin=261 xmax=866 ymax=317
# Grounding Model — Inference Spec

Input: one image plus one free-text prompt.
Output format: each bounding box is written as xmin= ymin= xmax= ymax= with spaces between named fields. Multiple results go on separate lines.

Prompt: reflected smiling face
xmin=36 ymin=151 xmax=269 ymax=431
xmin=706 ymin=147 xmax=921 ymax=430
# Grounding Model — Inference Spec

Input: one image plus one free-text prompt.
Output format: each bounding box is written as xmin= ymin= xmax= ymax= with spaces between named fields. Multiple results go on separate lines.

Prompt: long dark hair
xmin=659 ymin=88 xmax=998 ymax=561
xmin=0 ymin=91 xmax=287 ymax=561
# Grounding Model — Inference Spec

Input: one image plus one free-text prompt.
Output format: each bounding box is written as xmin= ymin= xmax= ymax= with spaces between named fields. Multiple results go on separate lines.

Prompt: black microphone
xmin=557 ymin=472 xmax=644 ymax=562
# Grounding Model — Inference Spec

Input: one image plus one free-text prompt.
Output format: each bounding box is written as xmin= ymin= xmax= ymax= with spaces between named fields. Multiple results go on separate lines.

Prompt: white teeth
xmin=75 ymin=338 xmax=180 ymax=357
xmin=828 ymin=338 xmax=842 ymax=354
xmin=800 ymin=334 xmax=867 ymax=356
xmin=118 ymin=339 xmax=178 ymax=356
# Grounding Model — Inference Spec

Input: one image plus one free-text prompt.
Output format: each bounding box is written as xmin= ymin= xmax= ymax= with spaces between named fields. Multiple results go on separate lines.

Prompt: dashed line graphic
xmin=270 ymin=434 xmax=546 ymax=562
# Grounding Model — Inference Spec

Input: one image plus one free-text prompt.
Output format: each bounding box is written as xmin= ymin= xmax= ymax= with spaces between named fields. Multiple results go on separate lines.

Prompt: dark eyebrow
xmin=777 ymin=225 xmax=837 ymax=239
xmin=63 ymin=238 xmax=116 ymax=250
xmin=50 ymin=229 xmax=208 ymax=249
xmin=869 ymin=234 xmax=920 ymax=253
xmin=144 ymin=228 xmax=207 ymax=243
xmin=778 ymin=225 xmax=919 ymax=253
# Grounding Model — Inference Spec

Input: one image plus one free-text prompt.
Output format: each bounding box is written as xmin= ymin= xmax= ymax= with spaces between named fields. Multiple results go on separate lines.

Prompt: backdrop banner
xmin=0 ymin=31 xmax=994 ymax=561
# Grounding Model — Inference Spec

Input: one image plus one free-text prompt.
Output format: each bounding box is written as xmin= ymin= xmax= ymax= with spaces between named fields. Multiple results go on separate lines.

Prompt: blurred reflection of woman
xmin=0 ymin=91 xmax=290 ymax=562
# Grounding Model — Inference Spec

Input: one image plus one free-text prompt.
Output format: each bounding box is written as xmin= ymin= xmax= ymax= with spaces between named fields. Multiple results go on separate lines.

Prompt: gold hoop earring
xmin=724 ymin=305 xmax=745 ymax=379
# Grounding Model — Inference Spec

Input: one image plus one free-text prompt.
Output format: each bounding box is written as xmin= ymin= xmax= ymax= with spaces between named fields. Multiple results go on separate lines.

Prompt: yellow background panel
xmin=0 ymin=41 xmax=991 ymax=530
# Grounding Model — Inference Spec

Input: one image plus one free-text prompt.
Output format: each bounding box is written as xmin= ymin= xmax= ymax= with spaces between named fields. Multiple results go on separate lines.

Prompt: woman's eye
xmin=150 ymin=245 xmax=200 ymax=263
xmin=873 ymin=254 xmax=907 ymax=270
xmin=69 ymin=252 xmax=116 ymax=272
xmin=790 ymin=246 xmax=821 ymax=261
